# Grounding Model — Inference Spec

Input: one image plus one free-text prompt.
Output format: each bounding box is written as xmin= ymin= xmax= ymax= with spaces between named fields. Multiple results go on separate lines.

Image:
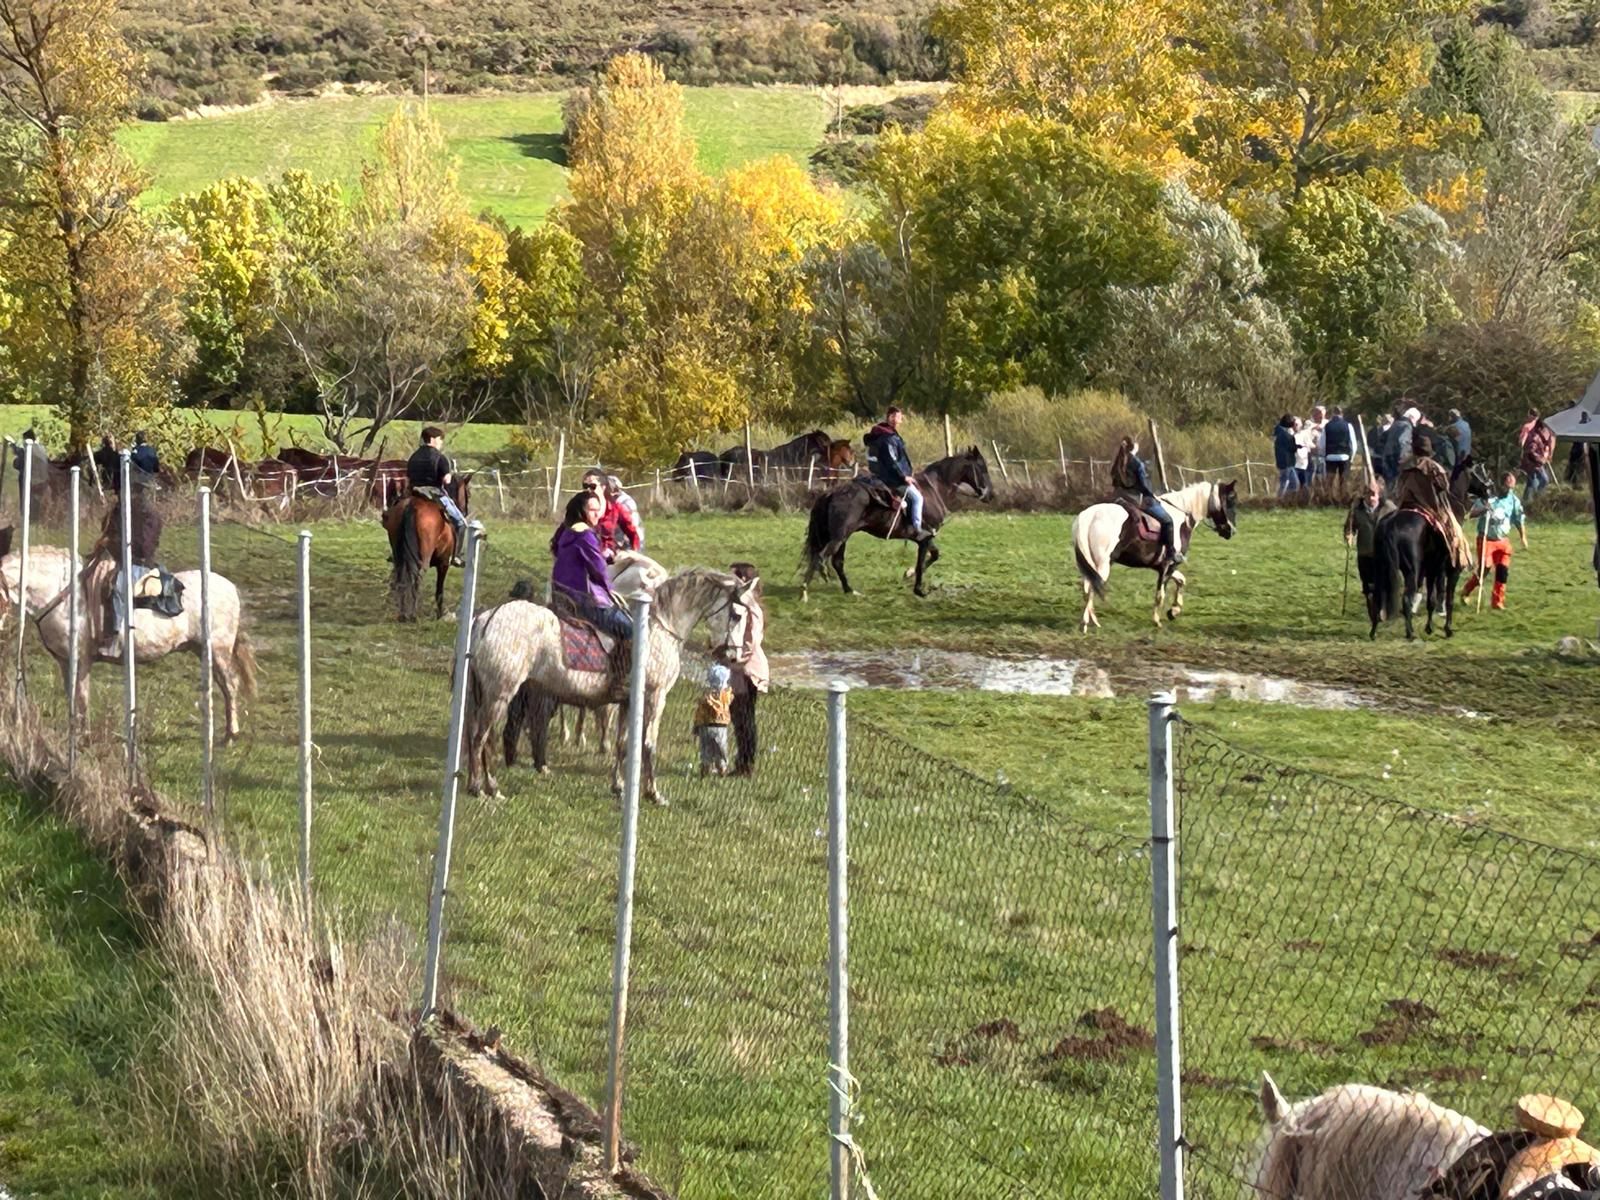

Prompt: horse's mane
xmin=1159 ymin=481 xmax=1221 ymax=524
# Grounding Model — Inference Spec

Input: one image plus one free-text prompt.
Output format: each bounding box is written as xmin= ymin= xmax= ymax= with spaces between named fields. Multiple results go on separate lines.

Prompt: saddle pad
xmin=560 ymin=618 xmax=612 ymax=674
xmin=1401 ymin=504 xmax=1449 ymax=541
xmin=1119 ymin=503 xmax=1164 ymax=542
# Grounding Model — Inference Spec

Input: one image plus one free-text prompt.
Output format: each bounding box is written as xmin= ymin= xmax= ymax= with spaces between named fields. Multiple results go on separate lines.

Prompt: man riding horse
xmin=1394 ymin=429 xmax=1474 ymax=573
xmin=406 ymin=426 xmax=467 ymax=567
xmin=89 ymin=473 xmax=165 ymax=659
xmin=1111 ymin=435 xmax=1184 ymax=565
xmin=863 ymin=407 xmax=933 ymax=541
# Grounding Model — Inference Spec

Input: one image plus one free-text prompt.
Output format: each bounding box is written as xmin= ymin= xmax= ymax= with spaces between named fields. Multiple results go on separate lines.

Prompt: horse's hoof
xmin=1166 ymin=606 xmax=1181 ymax=621
xmin=537 ymin=764 xmax=551 ymax=776
xmin=650 ymin=794 xmax=669 ymax=808
xmin=914 ymin=588 xmax=929 ymax=599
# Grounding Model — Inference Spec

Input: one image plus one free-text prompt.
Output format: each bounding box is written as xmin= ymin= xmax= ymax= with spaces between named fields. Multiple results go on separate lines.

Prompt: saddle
xmin=1117 ymin=500 xmax=1165 ymax=543
xmin=1401 ymin=503 xmax=1451 ymax=542
xmin=1426 ymin=1095 xmax=1600 ymax=1200
xmin=132 ymin=567 xmax=185 ymax=619
xmin=549 ymin=590 xmax=630 ymax=696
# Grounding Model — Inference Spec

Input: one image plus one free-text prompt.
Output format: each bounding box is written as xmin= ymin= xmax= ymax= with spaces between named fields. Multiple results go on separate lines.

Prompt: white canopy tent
xmin=1543 ymin=380 xmax=1600 ymax=586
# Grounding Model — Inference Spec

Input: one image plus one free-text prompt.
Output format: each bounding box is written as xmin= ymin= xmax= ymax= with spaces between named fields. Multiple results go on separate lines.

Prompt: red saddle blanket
xmin=1118 ymin=502 xmax=1164 ymax=542
xmin=560 ymin=618 xmax=612 ymax=674
xmin=1400 ymin=504 xmax=1450 ymax=541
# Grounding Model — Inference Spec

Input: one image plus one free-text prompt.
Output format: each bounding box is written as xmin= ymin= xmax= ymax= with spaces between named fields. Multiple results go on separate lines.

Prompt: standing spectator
xmin=606 ymin=475 xmax=643 ymax=550
xmin=1323 ymin=406 xmax=1355 ymax=497
xmin=129 ymin=431 xmax=159 ymax=477
xmin=1369 ymin=413 xmax=1395 ymax=481
xmin=1273 ymin=414 xmax=1299 ymax=498
xmin=582 ymin=468 xmax=639 ymax=560
xmin=1293 ymin=416 xmax=1315 ymax=493
xmin=11 ymin=428 xmax=49 ymax=503
xmin=1445 ymin=408 xmax=1473 ymax=481
xmin=692 ymin=662 xmax=733 ymax=778
xmin=1385 ymin=406 xmax=1418 ymax=482
xmin=1307 ymin=405 xmax=1328 ymax=482
xmin=92 ymin=435 xmax=119 ymax=490
xmin=1519 ymin=409 xmax=1557 ymax=502
xmin=1344 ymin=478 xmax=1396 ymax=604
xmin=725 ymin=561 xmax=768 ymax=778
xmin=1463 ymin=471 xmax=1528 ymax=610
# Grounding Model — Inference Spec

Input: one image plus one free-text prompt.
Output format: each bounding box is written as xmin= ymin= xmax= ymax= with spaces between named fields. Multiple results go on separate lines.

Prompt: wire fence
xmin=7 ymin=455 xmax=1600 ymax=1200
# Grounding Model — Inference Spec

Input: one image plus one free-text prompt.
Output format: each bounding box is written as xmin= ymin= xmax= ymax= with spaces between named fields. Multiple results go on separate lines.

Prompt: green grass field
xmin=0 ymin=785 xmax=184 ymax=1199
xmin=9 ymin=501 xmax=1600 ymax=1196
xmin=119 ymin=87 xmax=834 ymax=225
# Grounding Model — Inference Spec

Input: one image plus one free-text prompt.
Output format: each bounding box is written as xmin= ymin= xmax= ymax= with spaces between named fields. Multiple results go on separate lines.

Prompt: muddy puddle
xmin=767 ymin=648 xmax=1371 ymax=711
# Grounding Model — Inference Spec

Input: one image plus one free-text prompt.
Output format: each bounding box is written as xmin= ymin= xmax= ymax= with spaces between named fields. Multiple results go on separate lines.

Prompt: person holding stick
xmin=1463 ymin=472 xmax=1528 ymax=611
xmin=1344 ymin=477 xmax=1394 ymax=610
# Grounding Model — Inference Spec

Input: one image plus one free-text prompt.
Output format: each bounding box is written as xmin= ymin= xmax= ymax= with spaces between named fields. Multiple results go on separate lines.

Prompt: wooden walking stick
xmin=1475 ymin=535 xmax=1486 ymax=613
xmin=1340 ymin=535 xmax=1353 ymax=616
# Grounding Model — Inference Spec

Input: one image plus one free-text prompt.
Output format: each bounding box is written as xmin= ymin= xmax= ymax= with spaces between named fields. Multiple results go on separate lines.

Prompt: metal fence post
xmin=120 ymin=451 xmax=136 ymax=787
xmin=420 ymin=521 xmax=486 ymax=1017
xmin=66 ymin=467 xmax=80 ymax=776
xmin=13 ymin=437 xmax=32 ymax=703
xmin=604 ymin=588 xmax=653 ymax=1173
xmin=199 ymin=488 xmax=216 ymax=823
xmin=297 ymin=529 xmax=313 ymax=914
xmin=827 ymin=681 xmax=852 ymax=1200
xmin=1149 ymin=691 xmax=1184 ymax=1200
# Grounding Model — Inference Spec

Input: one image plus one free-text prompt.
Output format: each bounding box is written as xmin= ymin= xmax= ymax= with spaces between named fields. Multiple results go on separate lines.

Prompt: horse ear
xmin=1260 ymin=1073 xmax=1289 ymax=1124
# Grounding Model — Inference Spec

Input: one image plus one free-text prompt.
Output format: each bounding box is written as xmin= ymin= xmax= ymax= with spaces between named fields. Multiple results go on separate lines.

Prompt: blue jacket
xmin=1324 ymin=416 xmax=1353 ymax=458
xmin=1274 ymin=424 xmax=1297 ymax=471
xmin=130 ymin=444 xmax=159 ymax=476
xmin=1448 ymin=418 xmax=1472 ymax=457
xmin=864 ymin=422 xmax=913 ymax=488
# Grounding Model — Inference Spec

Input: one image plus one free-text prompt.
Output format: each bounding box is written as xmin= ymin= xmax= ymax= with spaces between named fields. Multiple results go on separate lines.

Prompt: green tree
xmin=0 ymin=0 xmax=192 ymax=442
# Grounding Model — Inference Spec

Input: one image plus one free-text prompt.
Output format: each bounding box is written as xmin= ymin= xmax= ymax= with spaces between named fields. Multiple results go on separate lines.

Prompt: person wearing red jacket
xmin=580 ymin=469 xmax=639 ymax=560
xmin=1519 ymin=410 xmax=1557 ymax=502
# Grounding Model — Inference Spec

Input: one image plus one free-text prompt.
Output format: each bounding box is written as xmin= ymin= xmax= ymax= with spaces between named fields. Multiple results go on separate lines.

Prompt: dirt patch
xmin=1358 ymin=999 xmax=1440 ymax=1047
xmin=1436 ymin=947 xmax=1516 ymax=972
xmin=1569 ymin=999 xmax=1600 ymax=1017
xmin=934 ymin=1017 xmax=1023 ymax=1067
xmin=1045 ymin=1007 xmax=1155 ymax=1063
xmin=1283 ymin=939 xmax=1324 ymax=953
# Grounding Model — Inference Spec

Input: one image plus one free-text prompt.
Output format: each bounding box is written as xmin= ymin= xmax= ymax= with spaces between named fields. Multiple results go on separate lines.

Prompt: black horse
xmin=672 ymin=450 xmax=722 ymax=484
xmin=720 ymin=430 xmax=833 ymax=484
xmin=1370 ymin=462 xmax=1491 ymax=641
xmin=800 ymin=446 xmax=994 ymax=599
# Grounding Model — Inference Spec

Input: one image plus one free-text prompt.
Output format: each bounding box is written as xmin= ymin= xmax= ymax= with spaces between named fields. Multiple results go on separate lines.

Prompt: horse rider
xmin=1392 ymin=429 xmax=1473 ymax=572
xmin=89 ymin=473 xmax=164 ymax=659
xmin=550 ymin=489 xmax=634 ymax=643
xmin=406 ymin=425 xmax=467 ymax=567
xmin=1111 ymin=435 xmax=1184 ymax=565
xmin=1463 ymin=471 xmax=1528 ymax=610
xmin=863 ymin=406 xmax=932 ymax=540
xmin=130 ymin=431 xmax=160 ymax=478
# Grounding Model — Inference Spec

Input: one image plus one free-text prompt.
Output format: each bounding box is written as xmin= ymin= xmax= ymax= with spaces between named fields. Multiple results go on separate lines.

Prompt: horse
xmin=461 ymin=566 xmax=753 ymax=801
xmin=824 ymin=439 xmax=856 ymax=480
xmin=721 ymin=430 xmax=834 ymax=485
xmin=800 ymin=447 xmax=994 ymax=600
xmin=381 ymin=476 xmax=472 ymax=622
xmin=1254 ymin=1073 xmax=1489 ymax=1200
xmin=1071 ymin=480 xmax=1238 ymax=632
xmin=672 ymin=450 xmax=723 ymax=485
xmin=0 ymin=543 xmax=257 ymax=740
xmin=1369 ymin=462 xmax=1491 ymax=641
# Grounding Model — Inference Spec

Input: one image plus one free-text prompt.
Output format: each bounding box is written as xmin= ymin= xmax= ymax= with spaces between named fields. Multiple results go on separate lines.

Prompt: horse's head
xmin=828 ymin=440 xmax=855 ymax=469
xmin=714 ymin=573 xmax=761 ymax=661
xmin=956 ymin=446 xmax=995 ymax=501
xmin=1208 ymin=481 xmax=1238 ymax=539
xmin=452 ymin=473 xmax=473 ymax=515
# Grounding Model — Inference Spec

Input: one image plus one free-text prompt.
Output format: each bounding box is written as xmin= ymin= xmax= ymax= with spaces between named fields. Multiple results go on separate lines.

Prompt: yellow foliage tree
xmin=1189 ymin=0 xmax=1478 ymax=207
xmin=932 ymin=0 xmax=1202 ymax=176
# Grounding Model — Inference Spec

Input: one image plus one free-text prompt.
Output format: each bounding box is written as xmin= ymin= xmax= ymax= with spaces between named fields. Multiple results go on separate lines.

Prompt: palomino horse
xmin=1255 ymin=1073 xmax=1489 ymax=1200
xmin=461 ymin=566 xmax=754 ymax=800
xmin=0 ymin=544 xmax=257 ymax=740
xmin=800 ymin=446 xmax=995 ymax=599
xmin=1072 ymin=480 xmax=1238 ymax=632
xmin=382 ymin=476 xmax=472 ymax=621
xmin=1369 ymin=462 xmax=1491 ymax=641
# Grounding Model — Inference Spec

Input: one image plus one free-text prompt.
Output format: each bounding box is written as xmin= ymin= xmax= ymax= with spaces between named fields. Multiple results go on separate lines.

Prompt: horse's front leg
xmin=1166 ymin=570 xmax=1186 ymax=622
xmin=833 ymin=545 xmax=855 ymax=596
xmin=912 ymin=538 xmax=933 ymax=597
xmin=1152 ymin=568 xmax=1168 ymax=628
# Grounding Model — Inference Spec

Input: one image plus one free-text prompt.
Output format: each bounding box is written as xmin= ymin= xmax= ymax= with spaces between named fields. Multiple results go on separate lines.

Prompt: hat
xmin=706 ymin=662 xmax=731 ymax=690
xmin=1447 ymin=408 xmax=1461 ymax=421
xmin=1403 ymin=407 xmax=1421 ymax=425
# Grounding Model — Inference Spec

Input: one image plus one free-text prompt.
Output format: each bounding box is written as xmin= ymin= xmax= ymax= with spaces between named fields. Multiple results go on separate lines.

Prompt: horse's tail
xmin=232 ymin=629 xmax=259 ymax=703
xmin=801 ymin=492 xmax=836 ymax=579
xmin=1072 ymin=511 xmax=1109 ymax=598
xmin=392 ymin=502 xmax=423 ymax=619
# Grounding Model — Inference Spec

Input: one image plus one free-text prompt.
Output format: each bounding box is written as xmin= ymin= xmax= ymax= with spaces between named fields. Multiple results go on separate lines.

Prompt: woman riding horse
xmin=550 ymin=491 xmax=633 ymax=642
xmin=1110 ymin=436 xmax=1183 ymax=566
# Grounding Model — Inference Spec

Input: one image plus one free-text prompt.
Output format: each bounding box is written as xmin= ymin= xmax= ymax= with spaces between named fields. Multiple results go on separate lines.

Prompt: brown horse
xmin=825 ymin=439 xmax=856 ymax=478
xmin=382 ymin=477 xmax=471 ymax=621
xmin=800 ymin=447 xmax=994 ymax=599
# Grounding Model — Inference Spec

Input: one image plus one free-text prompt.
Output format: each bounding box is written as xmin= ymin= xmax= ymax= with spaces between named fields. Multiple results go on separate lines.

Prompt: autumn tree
xmin=1188 ymin=0 xmax=1477 ymax=207
xmin=0 ymin=0 xmax=192 ymax=443
xmin=932 ymin=0 xmax=1200 ymax=175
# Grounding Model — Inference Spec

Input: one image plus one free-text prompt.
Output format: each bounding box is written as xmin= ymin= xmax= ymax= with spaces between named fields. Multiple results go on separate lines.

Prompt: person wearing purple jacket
xmin=549 ymin=491 xmax=634 ymax=642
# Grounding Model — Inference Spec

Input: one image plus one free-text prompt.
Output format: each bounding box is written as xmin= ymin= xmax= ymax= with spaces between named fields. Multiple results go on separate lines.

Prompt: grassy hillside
xmin=122 ymin=87 xmax=839 ymax=224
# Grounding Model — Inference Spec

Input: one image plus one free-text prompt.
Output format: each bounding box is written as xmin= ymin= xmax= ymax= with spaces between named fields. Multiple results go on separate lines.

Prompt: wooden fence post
xmin=1147 ymin=419 xmax=1170 ymax=491
xmin=990 ymin=440 xmax=1011 ymax=481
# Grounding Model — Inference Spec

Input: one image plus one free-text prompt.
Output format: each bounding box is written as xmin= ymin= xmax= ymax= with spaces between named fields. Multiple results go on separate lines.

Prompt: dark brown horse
xmin=382 ymin=477 xmax=471 ymax=621
xmin=800 ymin=447 xmax=994 ymax=599
xmin=1369 ymin=462 xmax=1490 ymax=641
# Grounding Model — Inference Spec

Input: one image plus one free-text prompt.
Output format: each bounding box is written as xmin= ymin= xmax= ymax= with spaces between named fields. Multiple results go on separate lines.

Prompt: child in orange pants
xmin=1463 ymin=472 xmax=1528 ymax=609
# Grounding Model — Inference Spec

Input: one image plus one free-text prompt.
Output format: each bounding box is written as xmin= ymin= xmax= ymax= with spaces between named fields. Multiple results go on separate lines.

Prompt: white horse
xmin=1254 ymin=1072 xmax=1489 ymax=1200
xmin=1070 ymin=479 xmax=1237 ymax=632
xmin=462 ymin=565 xmax=753 ymax=800
xmin=0 ymin=544 xmax=257 ymax=740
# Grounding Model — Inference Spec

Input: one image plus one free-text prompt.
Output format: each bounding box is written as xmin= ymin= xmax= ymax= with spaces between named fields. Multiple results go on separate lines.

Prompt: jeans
xmin=1524 ymin=465 xmax=1551 ymax=502
xmin=1277 ymin=467 xmax=1299 ymax=497
xmin=437 ymin=491 xmax=468 ymax=544
xmin=110 ymin=565 xmax=153 ymax=635
xmin=900 ymin=482 xmax=925 ymax=533
xmin=1142 ymin=498 xmax=1180 ymax=558
xmin=579 ymin=597 xmax=634 ymax=643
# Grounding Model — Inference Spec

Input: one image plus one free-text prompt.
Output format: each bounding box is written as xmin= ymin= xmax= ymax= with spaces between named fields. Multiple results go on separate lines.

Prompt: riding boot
xmin=1168 ymin=537 xmax=1185 ymax=566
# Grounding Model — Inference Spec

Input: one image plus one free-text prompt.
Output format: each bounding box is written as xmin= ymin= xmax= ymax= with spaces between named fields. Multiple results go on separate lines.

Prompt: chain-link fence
xmin=1175 ymin=719 xmax=1600 ymax=1200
